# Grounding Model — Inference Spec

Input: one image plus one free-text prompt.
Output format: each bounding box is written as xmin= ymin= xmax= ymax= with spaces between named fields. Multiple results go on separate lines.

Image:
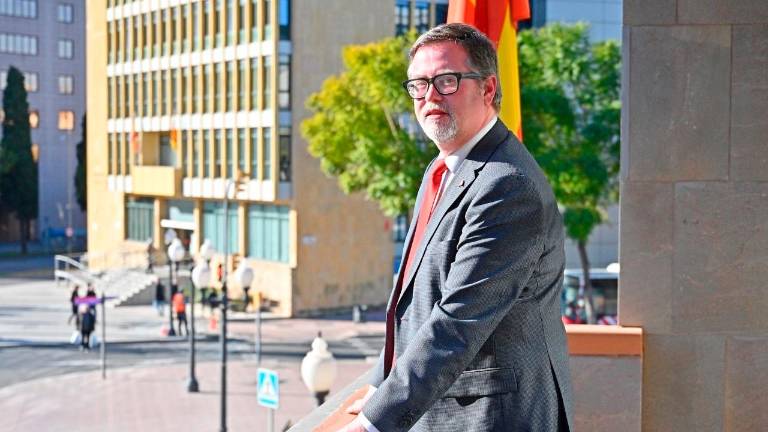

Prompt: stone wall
xmin=620 ymin=1 xmax=768 ymax=430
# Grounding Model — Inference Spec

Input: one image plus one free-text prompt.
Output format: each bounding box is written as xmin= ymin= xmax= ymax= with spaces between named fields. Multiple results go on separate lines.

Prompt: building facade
xmin=0 ymin=0 xmax=86 ymax=244
xmin=86 ymin=0 xmax=394 ymax=316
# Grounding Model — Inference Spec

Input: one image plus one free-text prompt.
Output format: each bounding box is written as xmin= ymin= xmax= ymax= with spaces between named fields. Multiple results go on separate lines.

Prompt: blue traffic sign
xmin=257 ymin=368 xmax=279 ymax=409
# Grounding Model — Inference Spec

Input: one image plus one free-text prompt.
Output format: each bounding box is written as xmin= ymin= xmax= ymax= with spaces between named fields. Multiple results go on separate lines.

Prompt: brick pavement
xmin=0 ymin=358 xmax=372 ymax=432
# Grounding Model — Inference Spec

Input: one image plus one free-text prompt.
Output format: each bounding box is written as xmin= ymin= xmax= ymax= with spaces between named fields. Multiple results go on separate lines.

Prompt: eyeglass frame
xmin=402 ymin=72 xmax=486 ymax=100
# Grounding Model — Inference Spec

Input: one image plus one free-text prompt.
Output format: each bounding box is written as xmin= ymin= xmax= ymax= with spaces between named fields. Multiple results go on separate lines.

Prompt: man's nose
xmin=424 ymin=82 xmax=443 ymax=102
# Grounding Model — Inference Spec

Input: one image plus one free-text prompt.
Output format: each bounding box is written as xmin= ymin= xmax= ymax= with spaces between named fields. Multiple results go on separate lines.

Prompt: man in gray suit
xmin=341 ymin=23 xmax=572 ymax=432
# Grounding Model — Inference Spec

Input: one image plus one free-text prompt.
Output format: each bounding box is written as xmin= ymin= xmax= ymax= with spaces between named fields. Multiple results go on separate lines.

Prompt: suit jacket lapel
xmin=397 ymin=120 xmax=511 ymax=305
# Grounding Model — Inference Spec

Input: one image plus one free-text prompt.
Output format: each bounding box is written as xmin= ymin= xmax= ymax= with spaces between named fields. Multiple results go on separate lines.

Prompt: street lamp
xmin=164 ymin=229 xmax=179 ymax=336
xmin=199 ymin=239 xmax=215 ymax=313
xmin=189 ymin=260 xmax=211 ymax=393
xmin=301 ymin=332 xmax=337 ymax=406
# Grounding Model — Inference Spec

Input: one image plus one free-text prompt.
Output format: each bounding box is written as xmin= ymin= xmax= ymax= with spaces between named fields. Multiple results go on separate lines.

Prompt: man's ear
xmin=484 ymin=75 xmax=498 ymax=106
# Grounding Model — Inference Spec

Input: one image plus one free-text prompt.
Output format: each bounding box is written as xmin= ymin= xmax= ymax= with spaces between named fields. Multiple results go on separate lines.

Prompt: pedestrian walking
xmin=153 ymin=281 xmax=166 ymax=316
xmin=67 ymin=285 xmax=80 ymax=327
xmin=172 ymin=290 xmax=188 ymax=336
xmin=79 ymin=303 xmax=96 ymax=351
xmin=145 ymin=238 xmax=155 ymax=274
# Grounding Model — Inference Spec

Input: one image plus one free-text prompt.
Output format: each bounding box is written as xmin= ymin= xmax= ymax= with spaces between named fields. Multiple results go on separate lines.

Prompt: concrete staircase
xmin=100 ymin=269 xmax=158 ymax=307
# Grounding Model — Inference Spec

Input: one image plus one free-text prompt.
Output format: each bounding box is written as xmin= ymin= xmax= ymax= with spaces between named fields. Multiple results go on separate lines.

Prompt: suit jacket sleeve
xmin=362 ymin=172 xmax=546 ymax=431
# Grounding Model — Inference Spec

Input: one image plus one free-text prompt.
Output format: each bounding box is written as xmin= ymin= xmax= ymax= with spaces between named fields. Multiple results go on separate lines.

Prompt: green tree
xmin=302 ymin=32 xmax=436 ymax=217
xmin=0 ymin=66 xmax=38 ymax=254
xmin=518 ymin=23 xmax=621 ymax=323
xmin=75 ymin=114 xmax=87 ymax=212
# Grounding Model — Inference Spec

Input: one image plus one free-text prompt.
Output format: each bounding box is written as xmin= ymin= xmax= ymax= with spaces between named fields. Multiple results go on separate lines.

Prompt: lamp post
xmin=199 ymin=239 xmax=215 ymax=313
xmin=164 ymin=229 xmax=178 ymax=336
xmin=189 ymin=260 xmax=210 ymax=393
xmin=301 ymin=332 xmax=337 ymax=406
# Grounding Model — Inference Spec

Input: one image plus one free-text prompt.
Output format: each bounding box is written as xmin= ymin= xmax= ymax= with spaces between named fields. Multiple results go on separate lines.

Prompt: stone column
xmin=620 ymin=1 xmax=768 ymax=430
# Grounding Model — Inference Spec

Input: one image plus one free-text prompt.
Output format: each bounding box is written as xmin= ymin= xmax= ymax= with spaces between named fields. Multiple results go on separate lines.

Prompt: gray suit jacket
xmin=362 ymin=120 xmax=573 ymax=432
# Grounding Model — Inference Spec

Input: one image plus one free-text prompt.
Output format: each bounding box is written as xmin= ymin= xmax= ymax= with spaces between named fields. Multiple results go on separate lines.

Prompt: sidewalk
xmin=0 ymin=357 xmax=372 ymax=432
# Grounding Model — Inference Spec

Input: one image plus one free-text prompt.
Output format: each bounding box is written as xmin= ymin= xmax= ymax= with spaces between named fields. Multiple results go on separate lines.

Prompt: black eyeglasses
xmin=402 ymin=72 xmax=484 ymax=99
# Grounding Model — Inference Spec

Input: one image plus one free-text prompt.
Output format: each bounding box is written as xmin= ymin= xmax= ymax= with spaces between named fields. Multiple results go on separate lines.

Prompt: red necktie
xmin=384 ymin=158 xmax=448 ymax=377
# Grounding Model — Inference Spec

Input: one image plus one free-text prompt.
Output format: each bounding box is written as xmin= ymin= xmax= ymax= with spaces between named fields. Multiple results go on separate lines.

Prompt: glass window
xmin=181 ymin=4 xmax=189 ymax=52
xmin=226 ymin=0 xmax=235 ymax=45
xmin=172 ymin=6 xmax=179 ymax=54
xmin=215 ymin=63 xmax=224 ymax=111
xmin=238 ymin=59 xmax=246 ymax=110
xmin=126 ymin=197 xmax=155 ymax=241
xmin=414 ymin=1 xmax=430 ymax=34
xmin=214 ymin=129 xmax=222 ymax=177
xmin=204 ymin=129 xmax=211 ymax=177
xmin=262 ymin=0 xmax=271 ymax=40
xmin=108 ymin=134 xmax=114 ymax=175
xmin=250 ymin=0 xmax=258 ymax=41
xmin=115 ymin=76 xmax=121 ymax=117
xmin=204 ymin=1 xmax=212 ymax=49
xmin=238 ymin=0 xmax=246 ymax=43
xmin=0 ymin=0 xmax=37 ymax=19
xmin=250 ymin=58 xmax=258 ymax=110
xmin=278 ymin=0 xmax=289 ymax=40
xmin=278 ymin=54 xmax=290 ymax=109
xmin=250 ymin=128 xmax=259 ymax=179
xmin=203 ymin=202 xmax=239 ymax=255
xmin=132 ymin=75 xmax=139 ymax=115
xmin=58 ymin=39 xmax=74 ymax=59
xmin=192 ymin=1 xmax=199 ymax=51
xmin=116 ymin=133 xmax=123 ymax=174
xmin=0 ymin=33 xmax=38 ymax=55
xmin=153 ymin=10 xmax=161 ymax=56
xmin=142 ymin=72 xmax=148 ymax=115
xmin=247 ymin=204 xmax=289 ymax=263
xmin=279 ymin=126 xmax=290 ymax=181
xmin=123 ymin=76 xmax=130 ymax=116
xmin=395 ymin=0 xmax=409 ymax=36
xmin=263 ymin=127 xmax=271 ymax=180
xmin=160 ymin=70 xmax=167 ymax=115
xmin=57 ymin=3 xmax=73 ymax=23
xmin=180 ymin=130 xmax=187 ymax=175
xmin=215 ymin=0 xmax=223 ymax=47
xmin=262 ymin=56 xmax=272 ymax=109
xmin=58 ymin=74 xmax=74 ymax=95
xmin=192 ymin=130 xmax=199 ymax=177
xmin=162 ymin=8 xmax=170 ymax=55
xmin=171 ymin=69 xmax=178 ymax=113
xmin=238 ymin=128 xmax=246 ymax=175
xmin=28 ymin=109 xmax=38 ymax=128
xmin=142 ymin=14 xmax=149 ymax=57
xmin=226 ymin=61 xmax=234 ymax=111
xmin=192 ymin=67 xmax=198 ymax=113
xmin=58 ymin=110 xmax=75 ymax=131
xmin=151 ymin=71 xmax=158 ymax=115
xmin=226 ymin=129 xmax=233 ymax=177
xmin=107 ymin=77 xmax=113 ymax=118
xmin=204 ymin=64 xmax=212 ymax=112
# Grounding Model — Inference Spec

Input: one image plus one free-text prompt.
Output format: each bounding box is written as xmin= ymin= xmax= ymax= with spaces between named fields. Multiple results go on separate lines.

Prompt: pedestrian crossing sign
xmin=257 ymin=368 xmax=279 ymax=409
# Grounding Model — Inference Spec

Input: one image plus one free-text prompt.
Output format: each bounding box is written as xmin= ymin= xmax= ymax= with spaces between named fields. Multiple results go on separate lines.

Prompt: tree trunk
xmin=577 ymin=240 xmax=596 ymax=324
xmin=19 ymin=218 xmax=28 ymax=255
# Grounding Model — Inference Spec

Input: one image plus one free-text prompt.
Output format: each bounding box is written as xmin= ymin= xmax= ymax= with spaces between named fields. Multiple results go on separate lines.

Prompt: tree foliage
xmin=301 ymin=33 xmax=436 ymax=217
xmin=518 ymin=23 xmax=621 ymax=322
xmin=75 ymin=114 xmax=87 ymax=212
xmin=0 ymin=66 xmax=38 ymax=254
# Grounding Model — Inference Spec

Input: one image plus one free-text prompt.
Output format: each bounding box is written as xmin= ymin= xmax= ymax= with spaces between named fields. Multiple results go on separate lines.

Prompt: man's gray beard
xmin=422 ymin=115 xmax=458 ymax=144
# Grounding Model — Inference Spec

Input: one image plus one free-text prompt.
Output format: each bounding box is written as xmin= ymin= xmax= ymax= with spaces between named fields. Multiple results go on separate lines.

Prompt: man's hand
xmin=336 ymin=416 xmax=366 ymax=432
xmin=345 ymin=385 xmax=376 ymax=415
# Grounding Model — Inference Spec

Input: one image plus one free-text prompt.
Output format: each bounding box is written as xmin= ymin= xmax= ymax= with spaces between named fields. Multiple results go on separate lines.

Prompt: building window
xmin=0 ymin=33 xmax=38 ymax=55
xmin=192 ymin=2 xmax=199 ymax=50
xmin=262 ymin=56 xmax=272 ymax=109
xmin=1 ymin=70 xmax=37 ymax=92
xmin=279 ymin=126 xmax=290 ymax=181
xmin=278 ymin=54 xmax=290 ymax=109
xmin=203 ymin=202 xmax=239 ymax=255
xmin=215 ymin=0 xmax=223 ymax=47
xmin=250 ymin=58 xmax=258 ymax=110
xmin=204 ymin=1 xmax=212 ymax=49
xmin=262 ymin=0 xmax=271 ymax=40
xmin=395 ymin=0 xmax=409 ymax=36
xmin=0 ymin=0 xmax=37 ymax=19
xmin=142 ymin=73 xmax=148 ymax=115
xmin=250 ymin=0 xmax=258 ymax=41
xmin=263 ymin=127 xmax=271 ymax=180
xmin=225 ymin=129 xmax=233 ymax=177
xmin=28 ymin=109 xmax=38 ymax=128
xmin=160 ymin=70 xmax=167 ymax=115
xmin=142 ymin=13 xmax=149 ymax=58
xmin=238 ymin=128 xmax=245 ymax=175
xmin=247 ymin=204 xmax=289 ymax=263
xmin=250 ymin=128 xmax=259 ymax=179
xmin=57 ymin=3 xmax=73 ymax=23
xmin=278 ymin=0 xmax=290 ymax=40
xmin=214 ymin=129 xmax=222 ymax=177
xmin=58 ymin=74 xmax=74 ymax=94
xmin=238 ymin=0 xmax=246 ymax=43
xmin=151 ymin=71 xmax=158 ymax=115
xmin=108 ymin=77 xmax=113 ymax=118
xmin=132 ymin=75 xmax=139 ymax=116
xmin=192 ymin=130 xmax=199 ymax=177
xmin=126 ymin=197 xmax=154 ymax=241
xmin=414 ymin=1 xmax=430 ymax=34
xmin=108 ymin=134 xmax=114 ymax=174
xmin=58 ymin=39 xmax=74 ymax=59
xmin=204 ymin=129 xmax=211 ymax=177
xmin=226 ymin=0 xmax=235 ymax=45
xmin=191 ymin=67 xmax=198 ymax=113
xmin=172 ymin=6 xmax=179 ymax=54
xmin=238 ymin=59 xmax=246 ymax=110
xmin=393 ymin=214 xmax=408 ymax=242
xmin=58 ymin=110 xmax=75 ymax=131
xmin=226 ymin=62 xmax=234 ymax=111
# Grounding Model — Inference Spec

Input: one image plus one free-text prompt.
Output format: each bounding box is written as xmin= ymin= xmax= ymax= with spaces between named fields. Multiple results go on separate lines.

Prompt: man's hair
xmin=409 ymin=23 xmax=501 ymax=111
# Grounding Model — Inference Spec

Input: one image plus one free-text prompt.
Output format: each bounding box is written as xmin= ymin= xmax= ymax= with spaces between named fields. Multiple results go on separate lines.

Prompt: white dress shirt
xmin=357 ymin=117 xmax=498 ymax=432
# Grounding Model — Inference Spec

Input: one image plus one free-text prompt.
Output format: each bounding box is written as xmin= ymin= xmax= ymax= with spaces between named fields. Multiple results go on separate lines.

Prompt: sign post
xmin=257 ymin=368 xmax=279 ymax=432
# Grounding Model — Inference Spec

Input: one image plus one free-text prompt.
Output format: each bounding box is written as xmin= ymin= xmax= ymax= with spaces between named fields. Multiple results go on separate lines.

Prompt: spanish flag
xmin=448 ymin=0 xmax=530 ymax=140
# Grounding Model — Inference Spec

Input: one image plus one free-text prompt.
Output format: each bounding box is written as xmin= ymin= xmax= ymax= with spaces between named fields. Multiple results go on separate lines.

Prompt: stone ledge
xmin=566 ymin=325 xmax=643 ymax=357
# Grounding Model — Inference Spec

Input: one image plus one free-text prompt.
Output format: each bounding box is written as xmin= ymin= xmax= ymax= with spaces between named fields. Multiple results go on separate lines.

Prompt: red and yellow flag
xmin=448 ymin=0 xmax=530 ymax=140
xmin=169 ymin=128 xmax=179 ymax=151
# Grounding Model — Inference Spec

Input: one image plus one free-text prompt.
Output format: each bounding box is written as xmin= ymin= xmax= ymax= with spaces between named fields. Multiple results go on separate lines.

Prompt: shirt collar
xmin=443 ymin=117 xmax=498 ymax=174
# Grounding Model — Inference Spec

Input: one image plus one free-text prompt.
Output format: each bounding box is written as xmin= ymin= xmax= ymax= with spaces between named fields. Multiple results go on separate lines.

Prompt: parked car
xmin=561 ymin=266 xmax=618 ymax=324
